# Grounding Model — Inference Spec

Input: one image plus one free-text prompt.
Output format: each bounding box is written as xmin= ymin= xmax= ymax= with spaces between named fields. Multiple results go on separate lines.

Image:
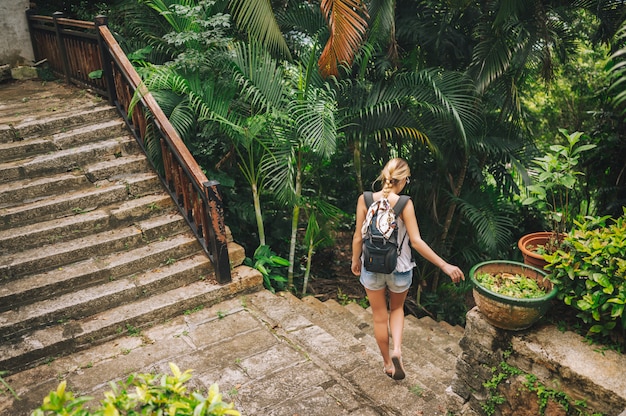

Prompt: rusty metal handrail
xmin=26 ymin=11 xmax=231 ymax=283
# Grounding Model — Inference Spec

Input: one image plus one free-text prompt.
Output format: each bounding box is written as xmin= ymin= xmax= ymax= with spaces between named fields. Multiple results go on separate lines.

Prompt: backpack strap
xmin=363 ymin=191 xmax=374 ymax=207
xmin=393 ymin=195 xmax=410 ymax=215
xmin=364 ymin=192 xmax=409 ymax=213
xmin=394 ymin=195 xmax=410 ymax=254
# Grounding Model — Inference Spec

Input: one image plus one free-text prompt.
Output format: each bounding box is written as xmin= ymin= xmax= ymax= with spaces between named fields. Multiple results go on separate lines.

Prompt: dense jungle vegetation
xmin=38 ymin=0 xmax=626 ymax=332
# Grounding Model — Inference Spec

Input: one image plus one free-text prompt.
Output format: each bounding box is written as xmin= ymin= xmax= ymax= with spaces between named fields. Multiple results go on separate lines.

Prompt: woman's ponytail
xmin=375 ymin=158 xmax=411 ymax=198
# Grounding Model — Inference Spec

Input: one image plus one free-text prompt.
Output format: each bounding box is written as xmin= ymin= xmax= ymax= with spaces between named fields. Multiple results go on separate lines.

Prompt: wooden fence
xmin=26 ymin=11 xmax=232 ymax=283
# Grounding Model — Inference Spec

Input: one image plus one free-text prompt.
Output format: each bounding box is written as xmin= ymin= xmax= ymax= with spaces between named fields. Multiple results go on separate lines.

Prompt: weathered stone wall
xmin=0 ymin=0 xmax=34 ymax=66
xmin=452 ymin=307 xmax=626 ymax=416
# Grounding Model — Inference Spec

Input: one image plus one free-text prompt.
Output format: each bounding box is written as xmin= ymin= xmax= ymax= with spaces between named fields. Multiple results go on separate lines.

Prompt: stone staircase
xmin=0 ymin=80 xmax=260 ymax=376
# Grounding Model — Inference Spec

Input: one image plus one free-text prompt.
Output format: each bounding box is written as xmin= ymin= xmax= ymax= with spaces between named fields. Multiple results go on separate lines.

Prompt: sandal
xmin=391 ymin=355 xmax=405 ymax=380
xmin=383 ymin=365 xmax=394 ymax=378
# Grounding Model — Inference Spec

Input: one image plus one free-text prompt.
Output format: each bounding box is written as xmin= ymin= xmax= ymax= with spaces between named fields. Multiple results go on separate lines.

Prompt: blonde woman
xmin=351 ymin=158 xmax=464 ymax=380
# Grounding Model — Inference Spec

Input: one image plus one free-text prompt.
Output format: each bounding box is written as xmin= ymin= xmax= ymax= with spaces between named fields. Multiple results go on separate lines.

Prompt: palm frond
xmin=367 ymin=0 xmax=398 ymax=62
xmin=228 ymin=0 xmax=292 ymax=60
xmin=470 ymin=28 xmax=513 ymax=93
xmin=290 ymin=89 xmax=338 ymax=159
xmin=231 ymin=41 xmax=287 ymax=112
xmin=150 ymin=89 xmax=196 ymax=142
xmin=405 ymin=69 xmax=481 ymax=148
xmin=456 ymin=191 xmax=516 ymax=256
xmin=277 ymin=0 xmax=326 ymax=42
xmin=609 ymin=22 xmax=626 ymax=112
xmin=318 ymin=0 xmax=369 ymax=77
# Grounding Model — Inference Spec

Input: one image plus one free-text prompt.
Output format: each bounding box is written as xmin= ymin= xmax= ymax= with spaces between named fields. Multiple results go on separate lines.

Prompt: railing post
xmin=94 ymin=15 xmax=117 ymax=105
xmin=25 ymin=9 xmax=40 ymax=62
xmin=52 ymin=11 xmax=71 ymax=85
xmin=204 ymin=181 xmax=231 ymax=283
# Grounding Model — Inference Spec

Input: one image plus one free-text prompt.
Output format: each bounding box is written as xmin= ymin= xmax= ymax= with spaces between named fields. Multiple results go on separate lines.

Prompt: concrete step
xmin=0 ymin=105 xmax=119 ymax=143
xmin=0 ymin=119 xmax=126 ymax=163
xmin=297 ymin=295 xmax=462 ymax=412
xmin=0 ymin=172 xmax=161 ymax=230
xmin=0 ymin=135 xmax=139 ymax=184
xmin=246 ymin=290 xmax=440 ymax=415
xmin=0 ymin=193 xmax=174 ymax=254
xmin=0 ymin=227 xmax=202 ymax=312
xmin=0 ymin=242 xmax=210 ymax=340
xmin=0 ymin=265 xmax=263 ymax=376
xmin=0 ymin=211 xmax=189 ymax=281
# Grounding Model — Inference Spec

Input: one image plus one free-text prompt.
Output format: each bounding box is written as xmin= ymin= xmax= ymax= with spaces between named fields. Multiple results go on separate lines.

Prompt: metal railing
xmin=26 ymin=11 xmax=231 ymax=283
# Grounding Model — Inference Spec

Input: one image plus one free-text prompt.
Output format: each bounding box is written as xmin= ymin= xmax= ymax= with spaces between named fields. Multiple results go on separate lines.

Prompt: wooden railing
xmin=26 ymin=11 xmax=231 ymax=283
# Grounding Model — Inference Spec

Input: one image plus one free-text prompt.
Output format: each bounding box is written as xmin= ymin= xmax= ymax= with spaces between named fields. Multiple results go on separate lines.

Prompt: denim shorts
xmin=360 ymin=269 xmax=412 ymax=293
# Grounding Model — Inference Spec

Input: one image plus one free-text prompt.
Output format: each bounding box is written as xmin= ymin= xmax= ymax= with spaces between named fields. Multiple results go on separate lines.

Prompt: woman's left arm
xmin=401 ymin=200 xmax=465 ymax=282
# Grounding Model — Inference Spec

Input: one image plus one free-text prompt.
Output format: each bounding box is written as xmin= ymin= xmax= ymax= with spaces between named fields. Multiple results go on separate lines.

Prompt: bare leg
xmin=388 ymin=289 xmax=408 ymax=379
xmin=388 ymin=289 xmax=408 ymax=357
xmin=365 ymin=287 xmax=392 ymax=372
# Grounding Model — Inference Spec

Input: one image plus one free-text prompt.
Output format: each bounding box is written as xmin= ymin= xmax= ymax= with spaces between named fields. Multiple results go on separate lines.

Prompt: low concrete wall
xmin=0 ymin=0 xmax=34 ymax=66
xmin=452 ymin=307 xmax=626 ymax=416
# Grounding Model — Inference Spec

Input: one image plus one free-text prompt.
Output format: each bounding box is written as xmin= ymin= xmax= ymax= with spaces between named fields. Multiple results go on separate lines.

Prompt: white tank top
xmin=395 ymin=216 xmax=416 ymax=272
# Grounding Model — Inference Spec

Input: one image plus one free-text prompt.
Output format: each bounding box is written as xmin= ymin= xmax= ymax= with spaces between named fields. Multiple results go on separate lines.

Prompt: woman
xmin=351 ymin=158 xmax=464 ymax=380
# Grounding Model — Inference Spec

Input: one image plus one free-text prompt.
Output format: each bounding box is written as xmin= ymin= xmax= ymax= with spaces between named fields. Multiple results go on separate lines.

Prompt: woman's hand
xmin=351 ymin=258 xmax=361 ymax=276
xmin=442 ymin=263 xmax=464 ymax=283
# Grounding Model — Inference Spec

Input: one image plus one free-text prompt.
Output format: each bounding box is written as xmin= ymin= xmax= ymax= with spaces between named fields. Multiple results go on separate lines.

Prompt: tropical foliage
xmin=545 ymin=212 xmax=626 ymax=345
xmin=32 ymin=363 xmax=240 ymax=415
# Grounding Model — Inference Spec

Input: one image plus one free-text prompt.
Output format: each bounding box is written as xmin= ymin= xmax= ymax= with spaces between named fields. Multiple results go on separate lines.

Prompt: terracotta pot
xmin=517 ymin=231 xmax=553 ymax=269
xmin=469 ymin=260 xmax=558 ymax=331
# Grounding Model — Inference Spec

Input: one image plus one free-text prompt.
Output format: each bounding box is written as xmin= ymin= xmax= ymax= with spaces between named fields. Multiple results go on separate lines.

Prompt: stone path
xmin=1 ymin=289 xmax=468 ymax=415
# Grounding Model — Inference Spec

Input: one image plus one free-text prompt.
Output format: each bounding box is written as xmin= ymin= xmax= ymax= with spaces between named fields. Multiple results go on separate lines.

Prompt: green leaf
xmin=88 ymin=69 xmax=103 ymax=79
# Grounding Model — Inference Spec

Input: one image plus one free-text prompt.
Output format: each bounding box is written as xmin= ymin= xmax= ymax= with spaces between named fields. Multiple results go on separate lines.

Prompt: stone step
xmin=246 ymin=290 xmax=437 ymax=415
xmin=0 ymin=172 xmax=160 ymax=230
xmin=0 ymin=228 xmax=203 ymax=313
xmin=0 ymin=241 xmax=208 ymax=340
xmin=0 ymin=193 xmax=174 ymax=254
xmin=0 ymin=210 xmax=189 ymax=281
xmin=0 ymin=265 xmax=263 ymax=375
xmin=0 ymin=154 xmax=151 ymax=209
xmin=283 ymin=293 xmax=381 ymax=364
xmin=0 ymin=105 xmax=119 ymax=143
xmin=0 ymin=135 xmax=139 ymax=184
xmin=0 ymin=119 xmax=126 ymax=163
xmin=299 ymin=295 xmax=461 ymax=408
xmin=0 ymin=172 xmax=88 ymax=209
xmin=341 ymin=299 xmax=463 ymax=399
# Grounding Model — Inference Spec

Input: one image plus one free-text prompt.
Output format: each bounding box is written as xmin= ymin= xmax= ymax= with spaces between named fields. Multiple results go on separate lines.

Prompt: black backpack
xmin=362 ymin=191 xmax=410 ymax=274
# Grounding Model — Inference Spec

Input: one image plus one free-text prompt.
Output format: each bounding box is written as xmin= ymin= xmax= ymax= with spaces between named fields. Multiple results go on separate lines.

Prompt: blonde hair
xmin=374 ymin=158 xmax=411 ymax=198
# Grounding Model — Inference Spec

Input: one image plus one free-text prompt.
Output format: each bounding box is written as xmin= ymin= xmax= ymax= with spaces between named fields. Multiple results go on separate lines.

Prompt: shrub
xmin=32 ymin=363 xmax=240 ymax=416
xmin=545 ymin=210 xmax=626 ymax=341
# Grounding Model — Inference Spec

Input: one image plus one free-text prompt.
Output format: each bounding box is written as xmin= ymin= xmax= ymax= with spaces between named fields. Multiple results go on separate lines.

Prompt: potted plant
xmin=470 ymin=260 xmax=558 ymax=330
xmin=518 ymin=129 xmax=596 ymax=268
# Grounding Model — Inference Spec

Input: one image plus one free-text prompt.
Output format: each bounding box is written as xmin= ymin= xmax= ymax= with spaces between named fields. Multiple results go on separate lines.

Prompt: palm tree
xmin=260 ymin=51 xmax=340 ymax=289
xmin=610 ymin=22 xmax=626 ymax=113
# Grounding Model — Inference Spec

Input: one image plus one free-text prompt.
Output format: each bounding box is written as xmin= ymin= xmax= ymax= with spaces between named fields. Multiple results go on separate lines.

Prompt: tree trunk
xmin=251 ymin=183 xmax=265 ymax=246
xmin=431 ymin=153 xmax=468 ymax=290
xmin=287 ymin=166 xmax=302 ymax=290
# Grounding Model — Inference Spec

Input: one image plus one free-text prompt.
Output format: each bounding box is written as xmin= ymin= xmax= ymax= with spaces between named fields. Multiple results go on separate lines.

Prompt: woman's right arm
xmin=351 ymin=195 xmax=366 ymax=276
